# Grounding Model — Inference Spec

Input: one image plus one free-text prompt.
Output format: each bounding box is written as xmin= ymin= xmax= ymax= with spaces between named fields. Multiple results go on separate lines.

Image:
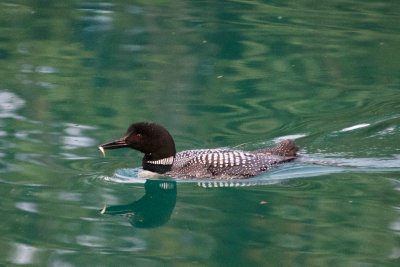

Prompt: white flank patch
xmin=138 ymin=169 xmax=162 ymax=178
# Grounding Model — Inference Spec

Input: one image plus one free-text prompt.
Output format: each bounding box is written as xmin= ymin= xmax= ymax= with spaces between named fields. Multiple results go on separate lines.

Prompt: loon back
xmin=168 ymin=140 xmax=297 ymax=179
xmin=99 ymin=122 xmax=298 ymax=179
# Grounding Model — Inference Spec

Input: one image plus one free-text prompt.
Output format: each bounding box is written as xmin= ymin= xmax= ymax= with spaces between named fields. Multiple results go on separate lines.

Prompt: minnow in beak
xmin=98 ymin=146 xmax=106 ymax=157
xmin=98 ymin=137 xmax=129 ymax=157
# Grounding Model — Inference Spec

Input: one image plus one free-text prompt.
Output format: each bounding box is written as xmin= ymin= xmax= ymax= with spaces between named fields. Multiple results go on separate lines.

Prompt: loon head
xmin=99 ymin=122 xmax=176 ymax=173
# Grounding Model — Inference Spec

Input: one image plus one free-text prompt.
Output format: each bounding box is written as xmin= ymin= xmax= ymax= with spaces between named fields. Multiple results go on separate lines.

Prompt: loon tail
xmin=254 ymin=139 xmax=298 ymax=157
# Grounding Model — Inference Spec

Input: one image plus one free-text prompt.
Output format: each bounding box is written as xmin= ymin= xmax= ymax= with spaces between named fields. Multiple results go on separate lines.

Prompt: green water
xmin=1 ymin=1 xmax=400 ymax=266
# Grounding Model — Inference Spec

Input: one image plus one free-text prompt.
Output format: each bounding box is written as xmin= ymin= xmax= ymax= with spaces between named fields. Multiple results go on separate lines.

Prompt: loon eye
xmin=126 ymin=132 xmax=143 ymax=143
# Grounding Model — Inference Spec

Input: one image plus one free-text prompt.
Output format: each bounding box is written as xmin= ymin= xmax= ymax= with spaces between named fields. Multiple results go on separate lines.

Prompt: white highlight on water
xmin=340 ymin=123 xmax=370 ymax=132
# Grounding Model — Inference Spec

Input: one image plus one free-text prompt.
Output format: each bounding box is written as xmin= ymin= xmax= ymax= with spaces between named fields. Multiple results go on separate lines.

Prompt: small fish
xmin=100 ymin=204 xmax=107 ymax=214
xmin=99 ymin=146 xmax=106 ymax=157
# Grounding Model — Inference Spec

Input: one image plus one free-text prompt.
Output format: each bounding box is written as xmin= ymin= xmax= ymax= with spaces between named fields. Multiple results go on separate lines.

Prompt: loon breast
xmin=167 ymin=149 xmax=287 ymax=179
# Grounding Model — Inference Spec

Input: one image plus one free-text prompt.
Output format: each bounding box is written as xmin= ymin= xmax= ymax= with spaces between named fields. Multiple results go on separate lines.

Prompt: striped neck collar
xmin=145 ymin=156 xmax=174 ymax=165
xmin=143 ymin=156 xmax=174 ymax=174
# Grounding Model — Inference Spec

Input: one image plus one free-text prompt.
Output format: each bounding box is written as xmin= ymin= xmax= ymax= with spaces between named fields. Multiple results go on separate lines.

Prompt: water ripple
xmin=0 ymin=91 xmax=26 ymax=120
xmin=96 ymin=155 xmax=400 ymax=188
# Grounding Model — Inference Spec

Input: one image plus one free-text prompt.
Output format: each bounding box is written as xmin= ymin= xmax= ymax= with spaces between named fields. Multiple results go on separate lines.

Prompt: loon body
xmin=99 ymin=122 xmax=298 ymax=179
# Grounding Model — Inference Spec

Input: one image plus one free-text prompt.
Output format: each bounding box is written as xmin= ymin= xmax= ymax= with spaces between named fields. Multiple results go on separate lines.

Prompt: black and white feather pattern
xmin=146 ymin=156 xmax=174 ymax=165
xmin=166 ymin=148 xmax=292 ymax=179
xmin=101 ymin=122 xmax=297 ymax=179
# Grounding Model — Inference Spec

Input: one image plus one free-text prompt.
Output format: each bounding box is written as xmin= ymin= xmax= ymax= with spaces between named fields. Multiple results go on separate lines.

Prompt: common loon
xmin=99 ymin=122 xmax=298 ymax=179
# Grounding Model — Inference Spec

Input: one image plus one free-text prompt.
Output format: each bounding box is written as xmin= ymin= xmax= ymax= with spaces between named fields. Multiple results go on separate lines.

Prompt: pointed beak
xmin=98 ymin=137 xmax=128 ymax=157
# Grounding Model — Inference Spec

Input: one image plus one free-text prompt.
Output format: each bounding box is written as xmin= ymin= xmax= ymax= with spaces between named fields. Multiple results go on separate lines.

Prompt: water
xmin=1 ymin=1 xmax=400 ymax=266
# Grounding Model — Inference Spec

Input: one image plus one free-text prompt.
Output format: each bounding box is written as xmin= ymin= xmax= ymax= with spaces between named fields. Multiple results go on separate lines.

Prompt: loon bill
xmin=99 ymin=122 xmax=298 ymax=179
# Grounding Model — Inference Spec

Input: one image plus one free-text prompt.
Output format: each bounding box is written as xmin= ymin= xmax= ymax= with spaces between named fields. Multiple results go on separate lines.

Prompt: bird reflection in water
xmin=100 ymin=179 xmax=177 ymax=228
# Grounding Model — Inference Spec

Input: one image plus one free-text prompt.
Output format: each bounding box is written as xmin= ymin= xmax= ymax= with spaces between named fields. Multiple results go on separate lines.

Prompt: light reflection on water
xmin=104 ymin=155 xmax=400 ymax=188
xmin=1 ymin=88 xmax=400 ymax=266
xmin=0 ymin=0 xmax=400 ymax=266
xmin=1 ymin=89 xmax=399 ymax=265
xmin=0 ymin=91 xmax=26 ymax=120
xmin=8 ymin=242 xmax=40 ymax=265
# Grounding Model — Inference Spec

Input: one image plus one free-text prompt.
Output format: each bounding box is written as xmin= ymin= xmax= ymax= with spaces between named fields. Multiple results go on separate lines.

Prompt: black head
xmin=99 ymin=122 xmax=176 ymax=161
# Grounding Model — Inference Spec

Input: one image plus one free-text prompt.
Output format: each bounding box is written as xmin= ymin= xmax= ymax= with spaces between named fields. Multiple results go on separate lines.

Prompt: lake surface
xmin=1 ymin=1 xmax=400 ymax=266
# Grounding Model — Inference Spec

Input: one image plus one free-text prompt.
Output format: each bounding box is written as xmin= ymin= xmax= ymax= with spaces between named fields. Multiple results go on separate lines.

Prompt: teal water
xmin=1 ymin=1 xmax=400 ymax=266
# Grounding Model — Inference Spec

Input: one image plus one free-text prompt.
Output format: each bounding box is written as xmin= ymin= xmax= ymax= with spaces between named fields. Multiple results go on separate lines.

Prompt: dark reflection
xmin=101 ymin=179 xmax=177 ymax=228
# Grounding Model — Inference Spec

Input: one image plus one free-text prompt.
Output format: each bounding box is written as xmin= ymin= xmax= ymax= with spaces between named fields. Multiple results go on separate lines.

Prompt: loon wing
xmin=206 ymin=153 xmax=292 ymax=178
xmin=171 ymin=149 xmax=294 ymax=179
